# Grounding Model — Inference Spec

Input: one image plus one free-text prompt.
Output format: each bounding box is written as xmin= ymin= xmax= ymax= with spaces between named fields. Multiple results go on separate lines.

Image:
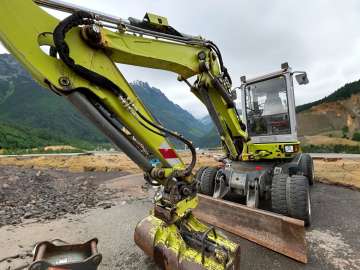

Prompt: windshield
xmin=245 ymin=76 xmax=291 ymax=137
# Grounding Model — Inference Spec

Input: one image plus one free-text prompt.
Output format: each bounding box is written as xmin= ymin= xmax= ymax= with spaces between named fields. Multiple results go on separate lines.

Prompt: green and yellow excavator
xmin=0 ymin=0 xmax=313 ymax=269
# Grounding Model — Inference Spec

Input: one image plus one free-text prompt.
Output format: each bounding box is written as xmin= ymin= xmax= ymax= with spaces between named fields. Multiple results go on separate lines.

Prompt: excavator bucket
xmin=134 ymin=214 xmax=241 ymax=270
xmin=193 ymin=194 xmax=307 ymax=263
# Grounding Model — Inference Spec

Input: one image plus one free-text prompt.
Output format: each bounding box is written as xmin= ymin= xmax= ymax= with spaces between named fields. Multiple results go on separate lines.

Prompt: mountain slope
xmin=0 ymin=54 xmax=208 ymax=149
xmin=0 ymin=121 xmax=92 ymax=150
xmin=296 ymin=79 xmax=360 ymax=138
xmin=296 ymin=79 xmax=360 ymax=113
xmin=297 ymin=93 xmax=360 ymax=137
xmin=132 ymin=81 xmax=208 ymax=145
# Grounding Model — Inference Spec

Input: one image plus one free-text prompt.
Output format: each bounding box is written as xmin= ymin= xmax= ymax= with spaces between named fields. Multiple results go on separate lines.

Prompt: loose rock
xmin=0 ymin=166 xmax=119 ymax=227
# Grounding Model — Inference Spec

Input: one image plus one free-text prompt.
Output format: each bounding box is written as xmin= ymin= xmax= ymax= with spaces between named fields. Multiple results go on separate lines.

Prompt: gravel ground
xmin=0 ymin=166 xmax=127 ymax=227
xmin=1 ymin=170 xmax=360 ymax=270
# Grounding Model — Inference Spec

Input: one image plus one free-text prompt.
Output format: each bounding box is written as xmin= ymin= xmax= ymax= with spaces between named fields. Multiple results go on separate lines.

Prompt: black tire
xmin=271 ymin=174 xmax=288 ymax=215
xmin=200 ymin=167 xmax=217 ymax=196
xmin=299 ymin=154 xmax=314 ymax=185
xmin=195 ymin=166 xmax=208 ymax=192
xmin=286 ymin=175 xmax=311 ymax=226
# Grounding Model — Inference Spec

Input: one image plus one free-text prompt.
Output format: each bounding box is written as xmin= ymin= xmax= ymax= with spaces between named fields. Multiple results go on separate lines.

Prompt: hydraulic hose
xmin=53 ymin=11 xmax=197 ymax=178
xmin=53 ymin=11 xmax=128 ymax=98
xmin=135 ymin=110 xmax=196 ymax=177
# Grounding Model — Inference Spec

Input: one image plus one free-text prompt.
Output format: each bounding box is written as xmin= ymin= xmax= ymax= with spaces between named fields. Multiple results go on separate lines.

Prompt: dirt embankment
xmin=0 ymin=151 xmax=359 ymax=189
xmin=0 ymin=151 xmax=221 ymax=173
xmin=297 ymin=93 xmax=360 ymax=137
xmin=314 ymin=158 xmax=360 ymax=190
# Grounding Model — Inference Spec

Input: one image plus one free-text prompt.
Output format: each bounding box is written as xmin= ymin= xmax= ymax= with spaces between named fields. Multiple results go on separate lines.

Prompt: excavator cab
xmin=240 ymin=63 xmax=307 ymax=145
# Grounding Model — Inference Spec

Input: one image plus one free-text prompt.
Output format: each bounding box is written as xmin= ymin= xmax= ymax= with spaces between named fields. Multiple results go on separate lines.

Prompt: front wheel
xmin=271 ymin=174 xmax=289 ymax=215
xmin=286 ymin=175 xmax=312 ymax=226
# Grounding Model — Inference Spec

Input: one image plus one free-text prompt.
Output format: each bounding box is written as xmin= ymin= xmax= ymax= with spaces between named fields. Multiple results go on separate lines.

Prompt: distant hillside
xmin=296 ymin=79 xmax=360 ymax=139
xmin=3 ymin=52 xmax=358 ymax=152
xmin=0 ymin=54 xmax=208 ymax=149
xmin=132 ymin=81 xmax=208 ymax=145
xmin=0 ymin=54 xmax=106 ymax=145
xmin=297 ymin=93 xmax=360 ymax=138
xmin=296 ymin=79 xmax=360 ymax=113
xmin=0 ymin=122 xmax=92 ymax=150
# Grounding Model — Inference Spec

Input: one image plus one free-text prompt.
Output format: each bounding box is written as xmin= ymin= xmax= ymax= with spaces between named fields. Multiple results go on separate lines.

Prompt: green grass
xmin=302 ymin=144 xmax=360 ymax=154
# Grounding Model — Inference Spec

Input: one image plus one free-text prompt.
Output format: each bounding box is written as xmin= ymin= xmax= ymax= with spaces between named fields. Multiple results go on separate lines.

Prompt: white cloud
xmin=1 ymin=0 xmax=359 ymax=118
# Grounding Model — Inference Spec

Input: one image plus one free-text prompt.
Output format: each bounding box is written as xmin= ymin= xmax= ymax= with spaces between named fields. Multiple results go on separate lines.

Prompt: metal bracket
xmin=246 ymin=179 xmax=259 ymax=208
xmin=213 ymin=171 xmax=230 ymax=199
xmin=201 ymin=227 xmax=217 ymax=264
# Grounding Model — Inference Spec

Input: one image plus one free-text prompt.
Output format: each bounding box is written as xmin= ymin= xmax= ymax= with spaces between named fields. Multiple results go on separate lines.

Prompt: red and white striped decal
xmin=159 ymin=142 xmax=182 ymax=166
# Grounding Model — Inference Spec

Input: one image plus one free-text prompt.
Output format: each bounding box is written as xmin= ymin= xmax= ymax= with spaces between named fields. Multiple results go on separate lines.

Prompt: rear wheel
xmin=299 ymin=154 xmax=314 ymax=185
xmin=286 ymin=175 xmax=311 ymax=226
xmin=271 ymin=174 xmax=288 ymax=215
xmin=200 ymin=167 xmax=217 ymax=196
xmin=195 ymin=166 xmax=208 ymax=192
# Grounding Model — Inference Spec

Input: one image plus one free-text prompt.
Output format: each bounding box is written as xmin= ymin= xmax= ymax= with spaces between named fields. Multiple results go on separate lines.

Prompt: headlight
xmin=284 ymin=145 xmax=294 ymax=153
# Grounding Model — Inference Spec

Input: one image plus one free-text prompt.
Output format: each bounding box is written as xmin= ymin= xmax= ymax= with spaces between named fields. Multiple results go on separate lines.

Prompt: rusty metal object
xmin=29 ymin=238 xmax=102 ymax=270
xmin=134 ymin=215 xmax=241 ymax=270
xmin=193 ymin=194 xmax=307 ymax=263
xmin=154 ymin=204 xmax=175 ymax=223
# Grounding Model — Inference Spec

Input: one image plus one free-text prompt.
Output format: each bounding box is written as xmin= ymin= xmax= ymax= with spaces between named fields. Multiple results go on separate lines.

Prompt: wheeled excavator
xmin=0 ymin=0 xmax=313 ymax=269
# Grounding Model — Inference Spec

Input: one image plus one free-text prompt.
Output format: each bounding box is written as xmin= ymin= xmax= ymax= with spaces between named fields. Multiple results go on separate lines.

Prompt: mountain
xmin=297 ymin=80 xmax=360 ymax=139
xmin=131 ymin=81 xmax=208 ymax=145
xmin=0 ymin=54 xmax=106 ymax=145
xmin=0 ymin=54 xmax=208 ymax=149
xmin=3 ymin=52 xmax=357 ymax=152
xmin=296 ymin=79 xmax=360 ymax=113
xmin=0 ymin=121 xmax=92 ymax=150
xmin=199 ymin=115 xmax=214 ymax=132
xmin=200 ymin=115 xmax=212 ymax=125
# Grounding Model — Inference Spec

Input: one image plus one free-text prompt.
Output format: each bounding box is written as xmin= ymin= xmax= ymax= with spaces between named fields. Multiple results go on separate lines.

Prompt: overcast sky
xmin=1 ymin=0 xmax=359 ymax=118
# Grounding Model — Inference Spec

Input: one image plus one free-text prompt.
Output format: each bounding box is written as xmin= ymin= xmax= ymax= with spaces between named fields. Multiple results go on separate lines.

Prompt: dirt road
xmin=1 ymin=173 xmax=360 ymax=270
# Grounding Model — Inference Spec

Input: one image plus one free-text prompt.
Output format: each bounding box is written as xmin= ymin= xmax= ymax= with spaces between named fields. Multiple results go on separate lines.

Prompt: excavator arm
xmin=0 ymin=0 xmax=245 ymax=269
xmin=0 ymin=0 xmax=247 ymax=169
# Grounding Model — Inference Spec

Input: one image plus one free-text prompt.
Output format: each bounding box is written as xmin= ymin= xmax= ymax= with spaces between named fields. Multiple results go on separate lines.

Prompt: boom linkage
xmin=33 ymin=0 xmax=248 ymax=161
xmin=0 ymin=1 xmax=245 ymax=269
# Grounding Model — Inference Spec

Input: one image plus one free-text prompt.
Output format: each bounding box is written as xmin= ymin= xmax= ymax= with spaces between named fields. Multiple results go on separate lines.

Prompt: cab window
xmin=245 ymin=76 xmax=290 ymax=136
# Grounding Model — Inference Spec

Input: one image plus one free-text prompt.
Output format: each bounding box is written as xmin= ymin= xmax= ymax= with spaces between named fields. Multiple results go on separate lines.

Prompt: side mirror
xmin=295 ymin=72 xmax=309 ymax=85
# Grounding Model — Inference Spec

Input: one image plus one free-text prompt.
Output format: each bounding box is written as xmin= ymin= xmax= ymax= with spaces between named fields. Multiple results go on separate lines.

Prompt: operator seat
xmin=263 ymin=92 xmax=286 ymax=116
